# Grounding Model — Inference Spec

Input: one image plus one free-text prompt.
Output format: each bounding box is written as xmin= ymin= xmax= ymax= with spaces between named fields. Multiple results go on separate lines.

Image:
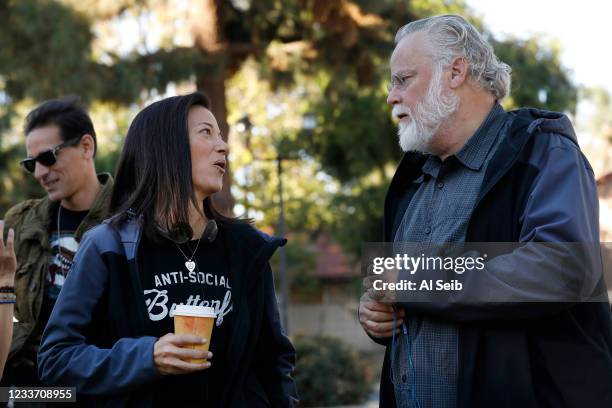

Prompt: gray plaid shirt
xmin=391 ymin=103 xmax=509 ymax=408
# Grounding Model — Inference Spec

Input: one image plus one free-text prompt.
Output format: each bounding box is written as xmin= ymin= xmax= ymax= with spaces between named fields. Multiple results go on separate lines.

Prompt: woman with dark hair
xmin=38 ymin=92 xmax=298 ymax=407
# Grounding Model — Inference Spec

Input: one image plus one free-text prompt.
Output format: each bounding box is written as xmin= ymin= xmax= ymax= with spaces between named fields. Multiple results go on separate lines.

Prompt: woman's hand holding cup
xmin=153 ymin=333 xmax=213 ymax=375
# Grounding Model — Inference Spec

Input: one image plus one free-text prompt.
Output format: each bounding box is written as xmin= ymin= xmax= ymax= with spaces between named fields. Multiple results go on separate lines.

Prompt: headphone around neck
xmin=155 ymin=219 xmax=218 ymax=244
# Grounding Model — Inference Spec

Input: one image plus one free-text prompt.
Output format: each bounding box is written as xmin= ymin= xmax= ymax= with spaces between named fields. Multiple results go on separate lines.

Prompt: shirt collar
xmin=453 ymin=103 xmax=506 ymax=171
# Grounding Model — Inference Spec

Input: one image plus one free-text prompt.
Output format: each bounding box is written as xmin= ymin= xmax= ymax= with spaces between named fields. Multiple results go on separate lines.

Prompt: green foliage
xmin=493 ymin=37 xmax=577 ymax=113
xmin=296 ymin=3 xmax=579 ymax=255
xmin=310 ymin=83 xmax=400 ymax=183
xmin=293 ymin=335 xmax=371 ymax=406
xmin=331 ymin=182 xmax=388 ymax=255
xmin=226 ymin=59 xmax=338 ymax=232
xmin=579 ymin=86 xmax=612 ymax=141
xmin=0 ymin=0 xmax=581 ymax=260
xmin=0 ymin=143 xmax=43 ymax=216
xmin=95 ymin=147 xmax=121 ymax=176
xmin=410 ymin=0 xmax=472 ymax=17
xmin=270 ymin=233 xmax=320 ymax=295
xmin=0 ymin=0 xmax=94 ymax=102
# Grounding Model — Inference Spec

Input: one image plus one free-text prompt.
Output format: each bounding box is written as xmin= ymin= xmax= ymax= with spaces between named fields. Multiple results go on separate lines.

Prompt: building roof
xmin=598 ymin=172 xmax=612 ymax=242
xmin=311 ymin=234 xmax=359 ymax=280
xmin=598 ymin=172 xmax=612 ymax=197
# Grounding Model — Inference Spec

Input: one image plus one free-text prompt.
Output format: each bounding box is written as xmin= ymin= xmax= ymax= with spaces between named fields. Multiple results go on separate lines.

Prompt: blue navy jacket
xmin=378 ymin=108 xmax=612 ymax=407
xmin=38 ymin=218 xmax=298 ymax=407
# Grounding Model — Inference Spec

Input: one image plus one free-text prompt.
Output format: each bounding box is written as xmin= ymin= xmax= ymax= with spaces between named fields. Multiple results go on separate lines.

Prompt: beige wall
xmin=289 ymin=302 xmax=384 ymax=354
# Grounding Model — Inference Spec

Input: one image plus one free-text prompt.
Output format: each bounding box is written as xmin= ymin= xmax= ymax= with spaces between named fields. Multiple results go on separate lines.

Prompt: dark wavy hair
xmin=24 ymin=96 xmax=97 ymax=157
xmin=109 ymin=92 xmax=243 ymax=241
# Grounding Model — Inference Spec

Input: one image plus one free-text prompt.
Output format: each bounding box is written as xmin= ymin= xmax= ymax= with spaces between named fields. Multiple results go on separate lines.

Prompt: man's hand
xmin=359 ymin=292 xmax=405 ymax=339
xmin=362 ymin=273 xmax=397 ymax=303
xmin=0 ymin=221 xmax=16 ymax=286
xmin=153 ymin=333 xmax=213 ymax=375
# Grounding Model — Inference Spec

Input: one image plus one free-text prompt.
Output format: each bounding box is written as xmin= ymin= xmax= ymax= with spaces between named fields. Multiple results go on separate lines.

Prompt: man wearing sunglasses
xmin=0 ymin=97 xmax=113 ymax=389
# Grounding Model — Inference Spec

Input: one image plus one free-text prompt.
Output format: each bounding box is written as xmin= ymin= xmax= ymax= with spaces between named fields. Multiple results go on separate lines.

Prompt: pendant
xmin=185 ymin=260 xmax=196 ymax=273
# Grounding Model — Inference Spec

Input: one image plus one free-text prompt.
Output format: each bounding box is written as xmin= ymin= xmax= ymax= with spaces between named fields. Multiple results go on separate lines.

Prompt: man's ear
xmin=80 ymin=134 xmax=95 ymax=159
xmin=449 ymin=56 xmax=469 ymax=89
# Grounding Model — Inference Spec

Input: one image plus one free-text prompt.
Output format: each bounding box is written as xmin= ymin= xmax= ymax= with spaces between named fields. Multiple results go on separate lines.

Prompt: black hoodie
xmin=38 ymin=219 xmax=298 ymax=407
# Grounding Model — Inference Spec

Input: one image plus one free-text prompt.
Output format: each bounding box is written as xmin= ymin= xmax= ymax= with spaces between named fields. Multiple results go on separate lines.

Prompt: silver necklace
xmin=173 ymin=224 xmax=225 ymax=327
xmin=175 ymin=234 xmax=203 ymax=273
xmin=56 ymin=205 xmax=67 ymax=274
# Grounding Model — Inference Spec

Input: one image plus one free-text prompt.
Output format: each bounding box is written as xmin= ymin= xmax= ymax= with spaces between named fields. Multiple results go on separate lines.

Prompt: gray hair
xmin=395 ymin=15 xmax=511 ymax=100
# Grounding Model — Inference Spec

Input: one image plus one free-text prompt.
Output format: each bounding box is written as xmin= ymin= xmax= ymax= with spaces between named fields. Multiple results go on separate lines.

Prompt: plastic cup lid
xmin=173 ymin=305 xmax=216 ymax=318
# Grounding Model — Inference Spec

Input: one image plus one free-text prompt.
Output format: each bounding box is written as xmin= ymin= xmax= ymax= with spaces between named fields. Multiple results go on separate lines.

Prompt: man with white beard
xmin=358 ymin=14 xmax=612 ymax=408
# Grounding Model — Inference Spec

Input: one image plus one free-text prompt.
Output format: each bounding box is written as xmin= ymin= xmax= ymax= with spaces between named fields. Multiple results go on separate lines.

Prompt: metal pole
xmin=244 ymin=130 xmax=251 ymax=218
xmin=277 ymin=156 xmax=289 ymax=332
xmin=244 ymin=168 xmax=250 ymax=219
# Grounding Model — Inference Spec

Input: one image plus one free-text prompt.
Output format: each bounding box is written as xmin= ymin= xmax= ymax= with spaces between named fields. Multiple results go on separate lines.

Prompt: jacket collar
xmin=75 ymin=173 xmax=114 ymax=240
xmin=384 ymin=107 xmax=560 ymax=240
xmin=474 ymin=108 xmax=546 ymax=206
xmin=19 ymin=173 xmax=113 ymax=243
xmin=114 ymin=216 xmax=285 ymax=263
xmin=112 ymin=217 xmax=286 ymax=332
xmin=454 ymin=103 xmax=506 ymax=171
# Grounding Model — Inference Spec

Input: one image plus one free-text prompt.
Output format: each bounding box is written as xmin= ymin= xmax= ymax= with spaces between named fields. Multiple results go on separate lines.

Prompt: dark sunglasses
xmin=20 ymin=137 xmax=82 ymax=174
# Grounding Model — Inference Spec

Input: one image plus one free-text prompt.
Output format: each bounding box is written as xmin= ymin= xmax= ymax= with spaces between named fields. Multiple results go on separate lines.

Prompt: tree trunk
xmin=191 ymin=0 xmax=234 ymax=215
xmin=197 ymin=73 xmax=234 ymax=215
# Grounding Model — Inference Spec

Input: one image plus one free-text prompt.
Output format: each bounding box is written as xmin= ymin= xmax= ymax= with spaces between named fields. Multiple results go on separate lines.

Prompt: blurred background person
xmin=0 ymin=97 xmax=112 ymax=389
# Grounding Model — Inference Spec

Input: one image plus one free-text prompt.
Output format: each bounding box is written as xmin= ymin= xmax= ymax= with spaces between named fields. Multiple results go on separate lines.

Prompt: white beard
xmin=394 ymin=64 xmax=459 ymax=153
xmin=397 ymin=115 xmax=433 ymax=153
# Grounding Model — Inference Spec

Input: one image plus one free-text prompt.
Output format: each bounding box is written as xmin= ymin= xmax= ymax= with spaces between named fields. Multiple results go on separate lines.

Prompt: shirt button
xmin=425 ymin=227 xmax=431 ymax=234
xmin=437 ymin=182 xmax=444 ymax=189
xmin=402 ymin=374 xmax=407 ymax=383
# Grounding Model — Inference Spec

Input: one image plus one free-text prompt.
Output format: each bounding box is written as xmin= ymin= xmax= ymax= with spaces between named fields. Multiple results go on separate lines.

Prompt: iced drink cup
xmin=173 ymin=305 xmax=216 ymax=363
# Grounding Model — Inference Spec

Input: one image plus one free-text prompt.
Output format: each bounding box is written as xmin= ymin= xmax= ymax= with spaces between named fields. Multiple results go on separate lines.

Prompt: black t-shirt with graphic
xmin=138 ymin=228 xmax=234 ymax=407
xmin=41 ymin=207 xmax=87 ymax=343
xmin=47 ymin=206 xmax=89 ymax=301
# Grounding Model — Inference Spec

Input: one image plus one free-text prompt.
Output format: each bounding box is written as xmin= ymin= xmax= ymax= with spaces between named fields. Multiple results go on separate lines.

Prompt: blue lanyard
xmin=390 ymin=307 xmax=421 ymax=408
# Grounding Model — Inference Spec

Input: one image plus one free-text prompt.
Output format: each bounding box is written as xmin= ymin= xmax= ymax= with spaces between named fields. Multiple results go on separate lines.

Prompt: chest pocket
xmin=14 ymin=231 xmax=47 ymax=322
xmin=16 ymin=262 xmax=47 ymax=321
xmin=16 ymin=225 xmax=47 ymax=265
